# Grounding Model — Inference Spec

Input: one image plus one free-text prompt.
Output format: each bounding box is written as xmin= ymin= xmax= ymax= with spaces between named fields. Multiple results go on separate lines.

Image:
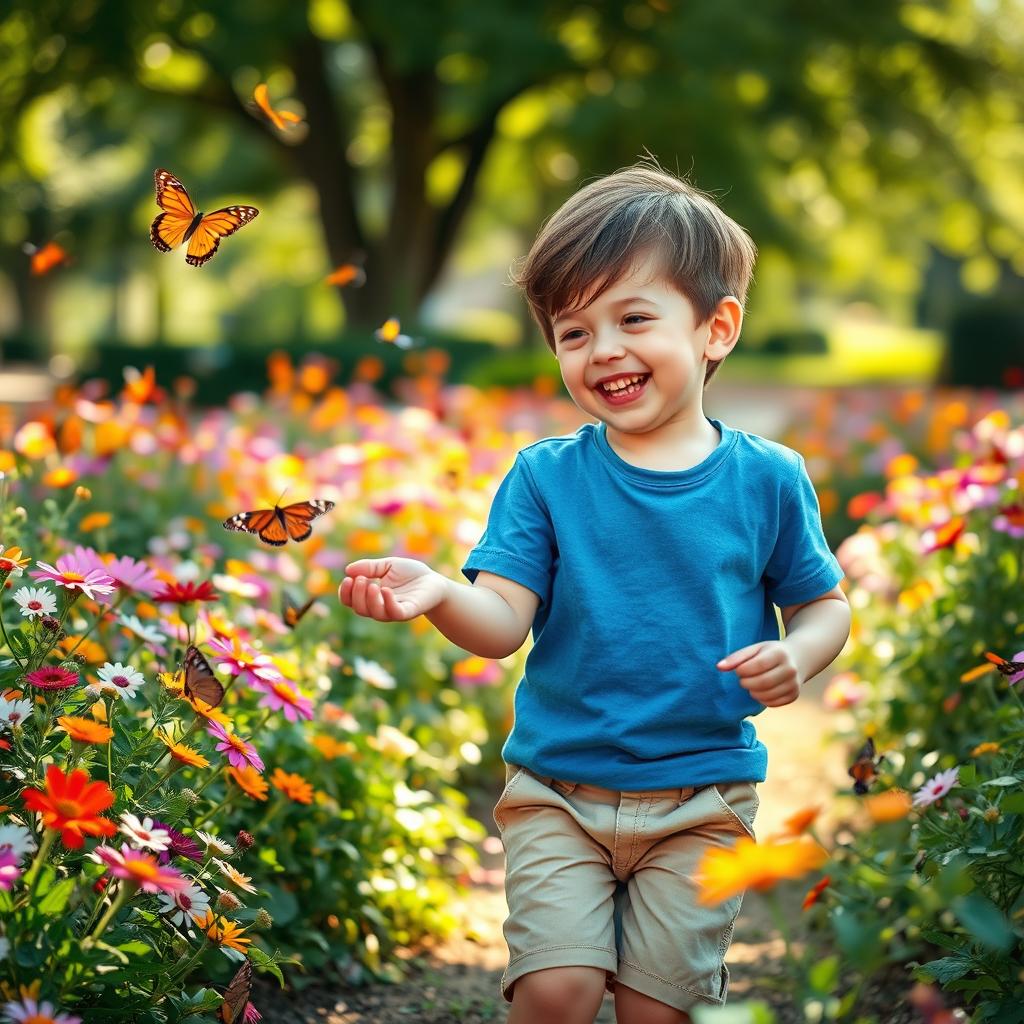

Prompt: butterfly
xmin=252 ymin=82 xmax=304 ymax=132
xmin=149 ymin=169 xmax=259 ymax=268
xmin=218 ymin=959 xmax=252 ymax=1024
xmin=181 ymin=644 xmax=225 ymax=709
xmin=122 ymin=366 xmax=164 ymax=405
xmin=24 ymin=241 xmax=72 ymax=276
xmin=223 ymin=499 xmax=335 ymax=546
xmin=283 ymin=591 xmax=317 ymax=629
xmin=847 ymin=737 xmax=885 ymax=795
xmin=374 ymin=317 xmax=417 ymax=350
xmin=984 ymin=651 xmax=1024 ymax=678
xmin=325 ymin=260 xmax=366 ymax=289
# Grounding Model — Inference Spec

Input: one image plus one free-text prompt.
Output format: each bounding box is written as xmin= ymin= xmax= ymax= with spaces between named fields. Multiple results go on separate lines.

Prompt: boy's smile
xmin=552 ymin=252 xmax=742 ymax=466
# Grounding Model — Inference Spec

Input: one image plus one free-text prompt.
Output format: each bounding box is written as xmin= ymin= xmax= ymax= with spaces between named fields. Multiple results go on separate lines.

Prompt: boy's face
xmin=550 ymin=252 xmax=740 ymax=438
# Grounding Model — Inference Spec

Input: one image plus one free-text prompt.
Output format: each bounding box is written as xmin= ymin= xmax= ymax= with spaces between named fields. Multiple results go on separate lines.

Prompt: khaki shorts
xmin=493 ymin=764 xmax=759 ymax=1014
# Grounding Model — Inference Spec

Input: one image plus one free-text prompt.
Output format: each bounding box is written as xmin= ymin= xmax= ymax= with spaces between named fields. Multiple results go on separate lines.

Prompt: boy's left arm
xmin=716 ymin=585 xmax=851 ymax=707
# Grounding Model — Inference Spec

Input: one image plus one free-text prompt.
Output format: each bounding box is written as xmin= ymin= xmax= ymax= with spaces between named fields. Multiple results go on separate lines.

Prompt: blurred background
xmin=1 ymin=0 xmax=1022 ymax=402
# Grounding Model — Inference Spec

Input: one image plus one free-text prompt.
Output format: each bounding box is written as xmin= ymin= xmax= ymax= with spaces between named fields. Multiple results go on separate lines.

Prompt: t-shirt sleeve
xmin=461 ymin=453 xmax=556 ymax=608
xmin=763 ymin=455 xmax=845 ymax=607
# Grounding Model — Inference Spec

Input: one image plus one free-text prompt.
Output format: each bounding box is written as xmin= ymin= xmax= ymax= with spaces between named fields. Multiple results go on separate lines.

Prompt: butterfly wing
xmin=253 ymin=83 xmax=302 ymax=131
xmin=150 ymin=169 xmax=197 ymax=253
xmin=30 ymin=242 xmax=71 ymax=275
xmin=280 ymin=499 xmax=335 ymax=543
xmin=219 ymin=959 xmax=253 ymax=1024
xmin=183 ymin=644 xmax=225 ymax=709
xmin=223 ymin=507 xmax=287 ymax=545
xmin=848 ymin=737 xmax=878 ymax=794
xmin=283 ymin=591 xmax=317 ymax=628
xmin=326 ymin=263 xmax=366 ymax=288
xmin=185 ymin=206 xmax=259 ymax=268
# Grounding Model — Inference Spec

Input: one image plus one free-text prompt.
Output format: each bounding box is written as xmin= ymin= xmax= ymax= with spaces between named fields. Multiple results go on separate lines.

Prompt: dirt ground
xmin=254 ymin=677 xmax=928 ymax=1023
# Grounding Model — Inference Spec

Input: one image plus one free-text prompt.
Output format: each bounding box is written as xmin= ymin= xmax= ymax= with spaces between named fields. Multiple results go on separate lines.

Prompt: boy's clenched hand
xmin=716 ymin=641 xmax=802 ymax=707
xmin=339 ymin=557 xmax=449 ymax=622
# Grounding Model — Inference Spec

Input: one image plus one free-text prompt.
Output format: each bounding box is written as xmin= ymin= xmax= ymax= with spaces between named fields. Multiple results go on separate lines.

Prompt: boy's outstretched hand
xmin=716 ymin=641 xmax=802 ymax=707
xmin=339 ymin=557 xmax=449 ymax=622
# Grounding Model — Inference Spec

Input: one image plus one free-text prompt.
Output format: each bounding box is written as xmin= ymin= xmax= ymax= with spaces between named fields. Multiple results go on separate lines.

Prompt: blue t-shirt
xmin=461 ymin=416 xmax=844 ymax=790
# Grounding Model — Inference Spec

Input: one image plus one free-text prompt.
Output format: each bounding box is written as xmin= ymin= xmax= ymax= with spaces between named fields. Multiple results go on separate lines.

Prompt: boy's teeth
xmin=602 ymin=374 xmax=645 ymax=392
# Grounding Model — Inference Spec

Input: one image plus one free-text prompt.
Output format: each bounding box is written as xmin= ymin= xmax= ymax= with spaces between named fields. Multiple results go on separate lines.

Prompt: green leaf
xmin=248 ymin=945 xmax=285 ymax=987
xmin=916 ymin=956 xmax=974 ymax=984
xmin=981 ymin=776 xmax=1022 ymax=787
xmin=958 ymin=764 xmax=977 ymax=786
xmin=1001 ymin=792 xmax=1024 ymax=813
xmin=37 ymin=877 xmax=76 ymax=916
xmin=807 ymin=954 xmax=839 ymax=992
xmin=952 ymin=893 xmax=1015 ymax=952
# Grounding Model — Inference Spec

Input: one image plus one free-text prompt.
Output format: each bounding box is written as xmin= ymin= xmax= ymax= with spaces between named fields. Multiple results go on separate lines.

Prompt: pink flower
xmin=207 ymin=636 xmax=283 ymax=688
xmin=244 ymin=1002 xmax=262 ymax=1023
xmin=25 ymin=666 xmax=80 ymax=691
xmin=822 ymin=672 xmax=868 ymax=711
xmin=0 ymin=848 xmax=22 ymax=890
xmin=101 ymin=554 xmax=162 ymax=595
xmin=913 ymin=766 xmax=960 ymax=808
xmin=30 ymin=554 xmax=115 ymax=601
xmin=1004 ymin=650 xmax=1024 ymax=687
xmin=2 ymin=997 xmax=81 ymax=1024
xmin=88 ymin=843 xmax=189 ymax=894
xmin=206 ymin=721 xmax=265 ymax=773
xmin=256 ymin=679 xmax=313 ymax=722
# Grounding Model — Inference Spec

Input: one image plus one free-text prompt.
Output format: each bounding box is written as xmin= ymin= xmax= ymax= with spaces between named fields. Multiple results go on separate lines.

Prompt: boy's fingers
xmin=717 ymin=644 xmax=763 ymax=670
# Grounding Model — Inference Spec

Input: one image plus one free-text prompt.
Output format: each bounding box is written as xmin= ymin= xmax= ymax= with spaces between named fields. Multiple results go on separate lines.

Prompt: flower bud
xmin=236 ymin=829 xmax=255 ymax=853
xmin=983 ymin=807 xmax=1001 ymax=824
xmin=957 ymin=807 xmax=969 ymax=821
xmin=75 ymin=485 xmax=92 ymax=501
xmin=41 ymin=616 xmax=60 ymax=633
xmin=93 ymin=876 xmax=110 ymax=894
xmin=180 ymin=788 xmax=200 ymax=806
xmin=216 ymin=890 xmax=243 ymax=911
xmin=255 ymin=908 xmax=273 ymax=929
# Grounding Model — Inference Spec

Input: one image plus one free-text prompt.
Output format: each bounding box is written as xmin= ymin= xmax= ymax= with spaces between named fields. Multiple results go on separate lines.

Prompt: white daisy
xmin=212 ymin=857 xmax=258 ymax=894
xmin=194 ymin=830 xmax=234 ymax=857
xmin=118 ymin=813 xmax=171 ymax=852
xmin=913 ymin=766 xmax=960 ymax=808
xmin=353 ymin=655 xmax=396 ymax=690
xmin=0 ymin=696 xmax=33 ymax=730
xmin=117 ymin=614 xmax=167 ymax=645
xmin=0 ymin=824 xmax=36 ymax=861
xmin=90 ymin=662 xmax=146 ymax=699
xmin=157 ymin=878 xmax=210 ymax=927
xmin=12 ymin=586 xmax=57 ymax=619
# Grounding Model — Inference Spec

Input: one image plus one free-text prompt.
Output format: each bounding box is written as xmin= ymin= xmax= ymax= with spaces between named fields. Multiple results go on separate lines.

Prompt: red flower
xmin=801 ymin=874 xmax=831 ymax=911
xmin=24 ymin=666 xmax=80 ymax=690
xmin=153 ymin=580 xmax=217 ymax=605
xmin=22 ymin=764 xmax=117 ymax=849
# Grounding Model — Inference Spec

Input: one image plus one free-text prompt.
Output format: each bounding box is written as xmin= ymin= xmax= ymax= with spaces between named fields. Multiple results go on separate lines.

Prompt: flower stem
xmin=763 ymin=888 xmax=802 ymax=979
xmin=88 ymin=879 xmax=137 ymax=941
xmin=23 ymin=829 xmax=57 ymax=905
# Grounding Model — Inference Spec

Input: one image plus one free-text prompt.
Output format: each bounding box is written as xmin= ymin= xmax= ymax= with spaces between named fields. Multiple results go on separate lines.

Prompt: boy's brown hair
xmin=512 ymin=163 xmax=757 ymax=387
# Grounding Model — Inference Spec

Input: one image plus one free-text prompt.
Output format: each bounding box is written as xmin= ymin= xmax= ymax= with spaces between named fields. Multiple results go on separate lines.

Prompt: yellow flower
xmin=157 ymin=730 xmax=210 ymax=769
xmin=864 ymin=788 xmax=913 ymax=823
xmin=79 ymin=512 xmax=112 ymax=532
xmin=57 ymin=715 xmax=113 ymax=744
xmin=59 ymin=636 xmax=107 ymax=664
xmin=0 ymin=546 xmax=31 ymax=573
xmin=695 ymin=835 xmax=828 ymax=906
xmin=193 ymin=910 xmax=252 ymax=954
xmin=311 ymin=734 xmax=356 ymax=760
xmin=43 ymin=466 xmax=78 ymax=488
xmin=778 ymin=805 xmax=821 ymax=837
xmin=970 ymin=741 xmax=1000 ymax=757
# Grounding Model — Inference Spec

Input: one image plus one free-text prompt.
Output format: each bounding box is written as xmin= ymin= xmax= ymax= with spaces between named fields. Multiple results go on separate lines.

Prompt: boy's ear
xmin=704 ymin=296 xmax=743 ymax=360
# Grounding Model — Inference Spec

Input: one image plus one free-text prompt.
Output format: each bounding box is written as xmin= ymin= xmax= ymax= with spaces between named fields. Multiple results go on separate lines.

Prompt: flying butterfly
xmin=181 ymin=644 xmax=225 ymax=709
xmin=218 ymin=959 xmax=253 ymax=1024
xmin=252 ymin=82 xmax=304 ymax=132
xmin=223 ymin=499 xmax=335 ymax=546
xmin=374 ymin=316 xmax=417 ymax=350
xmin=24 ymin=241 xmax=72 ymax=276
xmin=283 ymin=590 xmax=317 ymax=629
xmin=984 ymin=650 xmax=1024 ymax=679
xmin=847 ymin=737 xmax=886 ymax=795
xmin=325 ymin=259 xmax=366 ymax=289
xmin=149 ymin=168 xmax=259 ymax=268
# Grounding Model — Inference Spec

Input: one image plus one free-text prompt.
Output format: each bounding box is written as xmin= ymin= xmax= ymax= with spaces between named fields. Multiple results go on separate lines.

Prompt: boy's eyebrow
xmin=553 ymin=296 xmax=659 ymax=326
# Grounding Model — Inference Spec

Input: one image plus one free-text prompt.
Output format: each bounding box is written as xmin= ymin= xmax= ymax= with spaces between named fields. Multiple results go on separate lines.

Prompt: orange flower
xmin=802 ymin=875 xmax=831 ymax=910
xmin=58 ymin=635 xmax=107 ymax=664
xmin=193 ymin=910 xmax=252 ymax=953
xmin=57 ymin=715 xmax=113 ymax=744
xmin=970 ymin=742 xmax=1000 ymax=757
xmin=157 ymin=730 xmax=210 ymax=769
xmin=864 ymin=788 xmax=913 ymax=823
xmin=311 ymin=734 xmax=356 ymax=760
xmin=227 ymin=765 xmax=269 ymax=801
xmin=79 ymin=512 xmax=112 ymax=533
xmin=779 ymin=805 xmax=821 ymax=837
xmin=695 ymin=835 xmax=828 ymax=906
xmin=21 ymin=764 xmax=117 ymax=849
xmin=0 ymin=546 xmax=30 ymax=574
xmin=42 ymin=466 xmax=78 ymax=488
xmin=271 ymin=768 xmax=314 ymax=804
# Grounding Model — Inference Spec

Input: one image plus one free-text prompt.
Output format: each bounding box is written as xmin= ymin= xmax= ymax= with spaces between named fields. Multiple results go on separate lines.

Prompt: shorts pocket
xmin=711 ymin=782 xmax=759 ymax=840
xmin=492 ymin=766 xmax=525 ymax=831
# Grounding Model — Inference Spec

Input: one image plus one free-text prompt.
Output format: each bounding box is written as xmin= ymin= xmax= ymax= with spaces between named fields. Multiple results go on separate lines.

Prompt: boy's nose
xmin=588 ymin=327 xmax=627 ymax=360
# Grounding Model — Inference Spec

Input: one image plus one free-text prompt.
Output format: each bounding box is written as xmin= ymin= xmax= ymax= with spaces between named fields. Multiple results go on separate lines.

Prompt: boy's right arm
xmin=339 ymin=558 xmax=537 ymax=660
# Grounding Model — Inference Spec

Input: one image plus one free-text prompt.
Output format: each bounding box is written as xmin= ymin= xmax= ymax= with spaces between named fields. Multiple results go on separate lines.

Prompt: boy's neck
xmin=603 ymin=408 xmax=722 ymax=472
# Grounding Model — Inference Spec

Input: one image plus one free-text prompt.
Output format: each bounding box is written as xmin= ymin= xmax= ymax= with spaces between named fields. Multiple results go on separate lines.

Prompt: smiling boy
xmin=340 ymin=163 xmax=851 ymax=1024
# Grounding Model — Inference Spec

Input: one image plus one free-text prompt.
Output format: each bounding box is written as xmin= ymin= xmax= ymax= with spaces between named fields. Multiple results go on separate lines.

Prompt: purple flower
xmin=29 ymin=554 xmax=115 ymax=601
xmin=206 ymin=720 xmax=264 ymax=773
xmin=0 ymin=848 xmax=22 ymax=890
xmin=101 ymin=554 xmax=162 ymax=595
xmin=150 ymin=819 xmax=204 ymax=865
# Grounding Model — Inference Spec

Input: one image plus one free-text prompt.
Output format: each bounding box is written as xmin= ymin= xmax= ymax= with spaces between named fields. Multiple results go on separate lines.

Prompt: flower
xmin=244 ymin=1003 xmax=262 ymax=1023
xmin=100 ymin=554 xmax=161 ymax=595
xmin=993 ymin=501 xmax=1024 ymax=538
xmin=207 ymin=636 xmax=283 ymax=688
xmin=822 ymin=671 xmax=868 ymax=711
xmin=0 ymin=696 xmax=33 ymax=729
xmin=778 ymin=805 xmax=821 ymax=837
xmin=153 ymin=580 xmax=217 ymax=605
xmin=118 ymin=813 xmax=171 ymax=852
xmin=29 ymin=555 xmax=115 ymax=600
xmin=206 ymin=721 xmax=264 ymax=773
xmin=256 ymin=680 xmax=313 ymax=722
xmin=57 ymin=716 xmax=113 ymax=744
xmin=0 ymin=824 xmax=36 ymax=861
xmin=970 ymin=741 xmax=1001 ymax=757
xmin=2 ymin=996 xmax=81 ymax=1024
xmin=227 ymin=766 xmax=269 ymax=802
xmin=0 ymin=545 xmax=31 ymax=577
xmin=117 ymin=614 xmax=167 ymax=646
xmin=157 ymin=878 xmax=210 ymax=926
xmin=213 ymin=857 xmax=258 ymax=894
xmin=89 ymin=844 xmax=188 ymax=894
xmin=78 ymin=512 xmax=112 ymax=533
xmin=353 ymin=655 xmax=396 ymax=690
xmin=0 ymin=849 xmax=21 ymax=891
xmin=802 ymin=875 xmax=831 ymax=911
xmin=194 ymin=831 xmax=234 ymax=856
xmin=694 ymin=835 xmax=829 ymax=905
xmin=452 ymin=655 xmax=502 ymax=687
xmin=920 ymin=516 xmax=965 ymax=554
xmin=150 ymin=820 xmax=203 ymax=864
xmin=864 ymin=788 xmax=913 ymax=823
xmin=92 ymin=662 xmax=146 ymax=699
xmin=270 ymin=768 xmax=314 ymax=804
xmin=21 ymin=765 xmax=116 ymax=849
xmin=913 ymin=766 xmax=960 ymax=808
xmin=24 ymin=666 xmax=79 ymax=691
xmin=995 ymin=650 xmax=1024 ymax=686
xmin=12 ymin=586 xmax=57 ymax=619
xmin=193 ymin=910 xmax=252 ymax=958
xmin=156 ymin=731 xmax=210 ymax=769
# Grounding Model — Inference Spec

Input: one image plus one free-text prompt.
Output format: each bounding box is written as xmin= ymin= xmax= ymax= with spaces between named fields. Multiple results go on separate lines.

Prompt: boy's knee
xmin=512 ymin=965 xmax=607 ymax=1017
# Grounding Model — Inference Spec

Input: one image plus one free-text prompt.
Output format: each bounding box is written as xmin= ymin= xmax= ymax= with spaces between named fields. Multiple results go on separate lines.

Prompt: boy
xmin=339 ymin=164 xmax=852 ymax=1024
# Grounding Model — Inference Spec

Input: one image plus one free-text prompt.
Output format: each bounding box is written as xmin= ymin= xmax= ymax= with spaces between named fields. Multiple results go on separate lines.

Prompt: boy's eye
xmin=624 ymin=314 xmax=650 ymax=325
xmin=558 ymin=330 xmax=585 ymax=343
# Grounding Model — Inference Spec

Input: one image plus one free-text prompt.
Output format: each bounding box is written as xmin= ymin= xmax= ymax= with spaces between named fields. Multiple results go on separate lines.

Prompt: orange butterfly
xmin=181 ymin=644 xmax=225 ymax=709
xmin=847 ymin=737 xmax=887 ymax=795
xmin=325 ymin=260 xmax=366 ymax=288
xmin=283 ymin=590 xmax=317 ymax=629
xmin=24 ymin=241 xmax=72 ymax=276
xmin=252 ymin=83 xmax=304 ymax=132
xmin=223 ymin=499 xmax=335 ymax=546
xmin=149 ymin=168 xmax=259 ymax=268
xmin=374 ymin=317 xmax=417 ymax=350
xmin=122 ymin=366 xmax=164 ymax=405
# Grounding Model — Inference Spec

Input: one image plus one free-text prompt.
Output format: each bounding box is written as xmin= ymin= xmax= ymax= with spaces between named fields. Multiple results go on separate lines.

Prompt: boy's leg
xmin=507 ymin=966 xmax=608 ymax=1024
xmin=614 ymin=983 xmax=692 ymax=1024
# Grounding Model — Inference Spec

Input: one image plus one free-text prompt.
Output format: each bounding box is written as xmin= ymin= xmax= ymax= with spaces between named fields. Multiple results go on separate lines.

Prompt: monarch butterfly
xmin=984 ymin=651 xmax=1024 ymax=678
xmin=182 ymin=644 xmax=225 ymax=709
xmin=149 ymin=168 xmax=259 ymax=268
xmin=325 ymin=261 xmax=366 ymax=289
xmin=218 ymin=959 xmax=252 ymax=1024
xmin=252 ymin=82 xmax=304 ymax=132
xmin=24 ymin=241 xmax=72 ymax=276
xmin=282 ymin=591 xmax=317 ymax=629
xmin=223 ymin=499 xmax=335 ymax=546
xmin=374 ymin=317 xmax=417 ymax=350
xmin=847 ymin=737 xmax=886 ymax=795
